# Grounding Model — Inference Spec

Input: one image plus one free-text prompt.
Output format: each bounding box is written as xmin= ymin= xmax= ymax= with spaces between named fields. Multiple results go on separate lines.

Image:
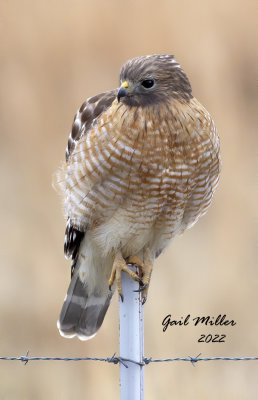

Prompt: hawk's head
xmin=118 ymin=54 xmax=192 ymax=107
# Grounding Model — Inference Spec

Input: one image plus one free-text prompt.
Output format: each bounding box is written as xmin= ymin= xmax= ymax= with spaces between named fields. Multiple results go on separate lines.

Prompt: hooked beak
xmin=117 ymin=80 xmax=130 ymax=102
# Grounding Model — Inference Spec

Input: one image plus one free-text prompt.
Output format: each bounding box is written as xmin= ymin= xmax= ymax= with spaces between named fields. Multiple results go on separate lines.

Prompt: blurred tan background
xmin=0 ymin=0 xmax=257 ymax=399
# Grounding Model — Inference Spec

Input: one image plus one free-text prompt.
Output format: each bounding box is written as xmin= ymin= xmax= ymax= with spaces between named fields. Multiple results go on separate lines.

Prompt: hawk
xmin=54 ymin=54 xmax=221 ymax=340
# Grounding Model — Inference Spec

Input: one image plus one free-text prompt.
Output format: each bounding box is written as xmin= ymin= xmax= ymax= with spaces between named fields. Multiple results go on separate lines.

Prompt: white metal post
xmin=119 ymin=267 xmax=144 ymax=400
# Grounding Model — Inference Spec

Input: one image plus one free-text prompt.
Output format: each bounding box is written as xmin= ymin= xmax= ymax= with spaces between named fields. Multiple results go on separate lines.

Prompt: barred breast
xmin=57 ymin=97 xmax=220 ymax=257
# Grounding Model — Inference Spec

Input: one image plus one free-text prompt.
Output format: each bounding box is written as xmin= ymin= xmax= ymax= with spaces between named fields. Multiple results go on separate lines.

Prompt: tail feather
xmin=58 ymin=271 xmax=113 ymax=340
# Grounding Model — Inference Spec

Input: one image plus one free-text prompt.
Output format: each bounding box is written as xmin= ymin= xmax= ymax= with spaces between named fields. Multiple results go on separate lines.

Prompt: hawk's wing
xmin=65 ymin=90 xmax=117 ymax=161
xmin=64 ymin=90 xmax=117 ymax=274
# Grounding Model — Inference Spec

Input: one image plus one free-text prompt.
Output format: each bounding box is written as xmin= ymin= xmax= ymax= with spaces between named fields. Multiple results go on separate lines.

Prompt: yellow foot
xmin=109 ymin=250 xmax=143 ymax=302
xmin=127 ymin=248 xmax=153 ymax=304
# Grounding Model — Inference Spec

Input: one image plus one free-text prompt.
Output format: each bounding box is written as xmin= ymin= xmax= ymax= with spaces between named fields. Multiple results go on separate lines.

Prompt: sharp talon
xmin=142 ymin=296 xmax=147 ymax=305
xmin=135 ymin=276 xmax=144 ymax=286
xmin=119 ymin=294 xmax=124 ymax=302
xmin=109 ymin=285 xmax=112 ymax=291
xmin=134 ymin=283 xmax=147 ymax=293
xmin=131 ymin=275 xmax=144 ymax=287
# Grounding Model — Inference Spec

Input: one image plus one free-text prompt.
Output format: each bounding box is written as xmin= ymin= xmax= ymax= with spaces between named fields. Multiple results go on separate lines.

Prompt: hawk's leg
xmin=127 ymin=248 xmax=153 ymax=304
xmin=109 ymin=250 xmax=143 ymax=302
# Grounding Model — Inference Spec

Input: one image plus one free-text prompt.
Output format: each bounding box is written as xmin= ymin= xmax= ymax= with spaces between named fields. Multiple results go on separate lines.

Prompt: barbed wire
xmin=0 ymin=352 xmax=257 ymax=368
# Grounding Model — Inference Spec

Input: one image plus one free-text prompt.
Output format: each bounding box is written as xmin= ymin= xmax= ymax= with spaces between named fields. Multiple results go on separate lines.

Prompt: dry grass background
xmin=0 ymin=0 xmax=257 ymax=399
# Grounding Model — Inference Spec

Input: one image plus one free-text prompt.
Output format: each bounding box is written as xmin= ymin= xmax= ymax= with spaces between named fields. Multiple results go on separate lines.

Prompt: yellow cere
xmin=121 ymin=81 xmax=129 ymax=89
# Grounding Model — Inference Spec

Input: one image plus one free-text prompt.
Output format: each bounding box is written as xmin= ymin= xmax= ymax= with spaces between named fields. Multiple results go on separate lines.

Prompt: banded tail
xmin=58 ymin=222 xmax=114 ymax=340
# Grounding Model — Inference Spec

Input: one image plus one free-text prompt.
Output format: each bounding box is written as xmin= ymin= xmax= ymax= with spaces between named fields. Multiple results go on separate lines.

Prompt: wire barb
xmin=106 ymin=353 xmax=119 ymax=364
xmin=21 ymin=350 xmax=30 ymax=365
xmin=189 ymin=353 xmax=202 ymax=366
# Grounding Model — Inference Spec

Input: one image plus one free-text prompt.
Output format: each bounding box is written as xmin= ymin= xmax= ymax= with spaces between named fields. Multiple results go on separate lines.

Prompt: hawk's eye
xmin=141 ymin=79 xmax=154 ymax=89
